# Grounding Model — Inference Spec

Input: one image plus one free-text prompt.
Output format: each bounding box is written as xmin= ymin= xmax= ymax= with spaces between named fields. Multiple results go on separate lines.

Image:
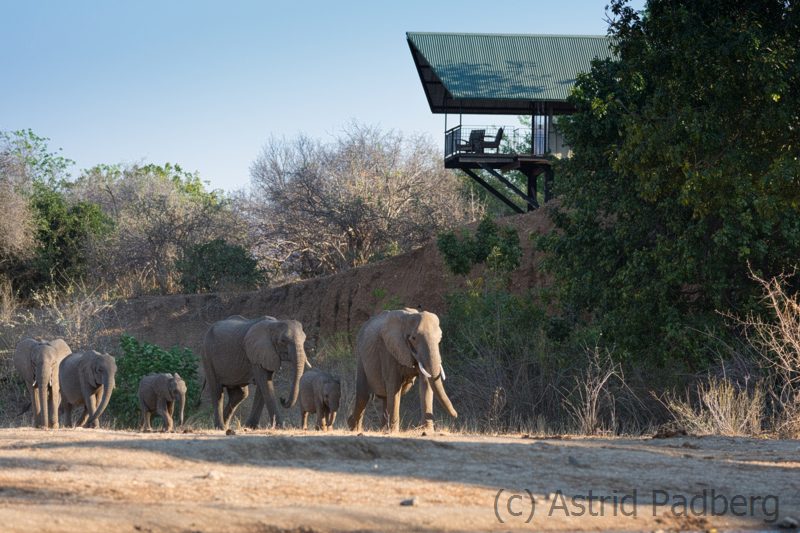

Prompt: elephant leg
xmin=419 ymin=377 xmax=434 ymax=430
xmin=60 ymin=399 xmax=72 ymax=428
xmin=379 ymin=396 xmax=389 ymax=430
xmin=223 ymin=385 xmax=249 ymax=428
xmin=248 ymin=369 xmax=280 ymax=429
xmin=76 ymin=407 xmax=90 ymax=427
xmin=315 ymin=400 xmax=326 ymax=431
xmin=263 ymin=378 xmax=280 ymax=428
xmin=301 ymin=411 xmax=309 ymax=431
xmin=89 ymin=390 xmax=102 ymax=428
xmin=48 ymin=383 xmax=60 ymax=429
xmin=386 ymin=376 xmax=403 ymax=432
xmin=208 ymin=375 xmax=226 ymax=430
xmin=347 ymin=363 xmax=370 ymax=432
xmin=244 ymin=385 xmax=263 ymax=429
xmin=157 ymin=399 xmax=172 ymax=432
xmin=141 ymin=404 xmax=152 ymax=432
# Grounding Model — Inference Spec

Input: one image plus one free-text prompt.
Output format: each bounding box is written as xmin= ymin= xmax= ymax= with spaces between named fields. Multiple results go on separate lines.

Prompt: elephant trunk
xmin=423 ymin=346 xmax=458 ymax=419
xmin=431 ymin=375 xmax=458 ymax=418
xmin=37 ymin=362 xmax=52 ymax=429
xmin=86 ymin=373 xmax=114 ymax=427
xmin=280 ymin=342 xmax=305 ymax=408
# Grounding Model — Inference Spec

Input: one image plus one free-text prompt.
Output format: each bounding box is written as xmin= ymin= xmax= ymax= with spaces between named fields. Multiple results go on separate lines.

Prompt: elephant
xmin=347 ymin=308 xmax=458 ymax=432
xmin=138 ymin=373 xmax=187 ymax=432
xmin=12 ymin=337 xmax=72 ymax=428
xmin=59 ymin=350 xmax=117 ymax=428
xmin=202 ymin=315 xmax=309 ymax=430
xmin=299 ymin=368 xmax=341 ymax=431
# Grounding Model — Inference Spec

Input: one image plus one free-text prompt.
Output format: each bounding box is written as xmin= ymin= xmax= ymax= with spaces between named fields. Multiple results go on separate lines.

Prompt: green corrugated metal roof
xmin=408 ymin=32 xmax=613 ymax=112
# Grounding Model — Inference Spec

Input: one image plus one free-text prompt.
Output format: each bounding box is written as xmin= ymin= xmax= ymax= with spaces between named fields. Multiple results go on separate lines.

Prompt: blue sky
xmin=1 ymin=1 xmax=644 ymax=192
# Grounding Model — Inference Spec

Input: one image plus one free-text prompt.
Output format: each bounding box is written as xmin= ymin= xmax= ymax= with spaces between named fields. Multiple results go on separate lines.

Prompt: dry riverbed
xmin=0 ymin=428 xmax=798 ymax=532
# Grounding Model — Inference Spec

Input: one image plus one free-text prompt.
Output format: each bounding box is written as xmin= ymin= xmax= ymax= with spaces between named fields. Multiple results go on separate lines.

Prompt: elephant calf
xmin=59 ymin=350 xmax=117 ymax=428
xmin=138 ymin=373 xmax=187 ymax=432
xmin=299 ymin=369 xmax=341 ymax=431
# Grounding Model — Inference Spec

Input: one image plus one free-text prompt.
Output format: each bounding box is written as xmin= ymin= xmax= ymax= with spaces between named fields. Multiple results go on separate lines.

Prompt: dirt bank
xmin=108 ymin=208 xmax=554 ymax=354
xmin=0 ymin=428 xmax=797 ymax=532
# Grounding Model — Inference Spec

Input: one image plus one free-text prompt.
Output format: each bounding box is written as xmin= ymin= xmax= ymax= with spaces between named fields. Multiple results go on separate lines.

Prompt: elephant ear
xmin=49 ymin=338 xmax=72 ymax=358
xmin=243 ymin=319 xmax=281 ymax=371
xmin=382 ymin=311 xmax=421 ymax=369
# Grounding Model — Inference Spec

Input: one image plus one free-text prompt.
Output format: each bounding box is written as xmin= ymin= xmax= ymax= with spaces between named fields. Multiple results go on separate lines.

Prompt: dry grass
xmin=662 ymin=377 xmax=765 ymax=436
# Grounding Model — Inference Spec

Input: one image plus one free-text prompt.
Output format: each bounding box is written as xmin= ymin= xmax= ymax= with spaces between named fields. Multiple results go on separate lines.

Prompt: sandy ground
xmin=0 ymin=428 xmax=798 ymax=532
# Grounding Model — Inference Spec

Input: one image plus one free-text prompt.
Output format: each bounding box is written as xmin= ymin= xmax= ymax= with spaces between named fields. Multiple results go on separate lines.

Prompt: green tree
xmin=176 ymin=238 xmax=265 ymax=293
xmin=27 ymin=181 xmax=111 ymax=289
xmin=539 ymin=0 xmax=800 ymax=367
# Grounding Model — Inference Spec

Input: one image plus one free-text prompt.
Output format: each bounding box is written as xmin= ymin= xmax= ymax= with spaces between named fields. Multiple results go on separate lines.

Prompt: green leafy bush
xmin=109 ymin=334 xmax=200 ymax=428
xmin=176 ymin=238 xmax=265 ymax=293
xmin=437 ymin=217 xmax=521 ymax=277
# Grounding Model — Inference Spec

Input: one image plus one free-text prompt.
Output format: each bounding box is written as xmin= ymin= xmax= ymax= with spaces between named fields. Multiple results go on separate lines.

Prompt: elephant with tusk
xmin=59 ymin=350 xmax=117 ymax=428
xmin=347 ymin=308 xmax=458 ymax=432
xmin=13 ymin=337 xmax=72 ymax=429
xmin=202 ymin=315 xmax=309 ymax=430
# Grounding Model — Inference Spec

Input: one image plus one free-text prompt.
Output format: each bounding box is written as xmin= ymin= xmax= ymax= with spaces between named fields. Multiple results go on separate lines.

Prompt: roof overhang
xmin=407 ymin=32 xmax=612 ymax=116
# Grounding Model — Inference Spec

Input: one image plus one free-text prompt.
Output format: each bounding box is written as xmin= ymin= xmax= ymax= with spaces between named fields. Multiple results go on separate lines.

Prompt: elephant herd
xmin=12 ymin=307 xmax=458 ymax=433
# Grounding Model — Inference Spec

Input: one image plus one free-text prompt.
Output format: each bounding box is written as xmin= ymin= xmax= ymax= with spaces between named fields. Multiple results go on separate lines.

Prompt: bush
xmin=437 ymin=217 xmax=521 ymax=277
xmin=109 ymin=334 xmax=200 ymax=428
xmin=663 ymin=377 xmax=765 ymax=437
xmin=176 ymin=238 xmax=265 ymax=293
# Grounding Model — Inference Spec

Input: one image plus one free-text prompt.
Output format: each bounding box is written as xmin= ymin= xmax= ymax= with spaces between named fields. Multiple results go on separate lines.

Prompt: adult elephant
xmin=59 ymin=350 xmax=117 ymax=428
xmin=347 ymin=308 xmax=458 ymax=432
xmin=203 ymin=315 xmax=309 ymax=430
xmin=12 ymin=337 xmax=72 ymax=428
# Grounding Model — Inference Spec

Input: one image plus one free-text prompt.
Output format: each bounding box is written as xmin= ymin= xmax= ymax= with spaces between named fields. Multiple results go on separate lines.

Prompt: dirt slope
xmin=111 ymin=208 xmax=555 ymax=353
xmin=0 ymin=428 xmax=797 ymax=532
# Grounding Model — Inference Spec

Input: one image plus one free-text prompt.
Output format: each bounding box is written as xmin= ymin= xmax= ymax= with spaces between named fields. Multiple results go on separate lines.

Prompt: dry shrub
xmin=736 ymin=271 xmax=800 ymax=436
xmin=663 ymin=377 xmax=765 ymax=436
xmin=27 ymin=282 xmax=117 ymax=350
xmin=562 ymin=346 xmax=622 ymax=435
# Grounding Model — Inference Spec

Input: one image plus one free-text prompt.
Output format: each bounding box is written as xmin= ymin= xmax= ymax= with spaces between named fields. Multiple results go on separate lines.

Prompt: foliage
xmin=176 ymin=238 xmax=265 ymax=293
xmin=437 ymin=217 xmax=521 ymax=277
xmin=1 ymin=130 xmax=111 ymax=295
xmin=73 ymin=163 xmax=248 ymax=295
xmin=109 ymin=335 xmax=200 ymax=428
xmin=26 ymin=181 xmax=111 ymax=290
xmin=248 ymin=123 xmax=482 ymax=279
xmin=538 ymin=0 xmax=800 ymax=368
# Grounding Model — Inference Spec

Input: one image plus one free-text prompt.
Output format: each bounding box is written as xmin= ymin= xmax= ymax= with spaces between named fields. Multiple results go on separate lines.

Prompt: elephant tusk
xmin=305 ymin=360 xmax=312 ymax=369
xmin=417 ymin=362 xmax=432 ymax=379
xmin=440 ymin=365 xmax=446 ymax=381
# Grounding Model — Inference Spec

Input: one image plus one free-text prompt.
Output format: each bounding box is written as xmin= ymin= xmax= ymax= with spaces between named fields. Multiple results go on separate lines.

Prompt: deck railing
xmin=444 ymin=125 xmax=548 ymax=158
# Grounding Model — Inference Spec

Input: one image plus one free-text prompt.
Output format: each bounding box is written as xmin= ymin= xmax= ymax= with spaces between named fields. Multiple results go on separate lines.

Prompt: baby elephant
xmin=299 ymin=368 xmax=341 ymax=430
xmin=138 ymin=373 xmax=187 ymax=432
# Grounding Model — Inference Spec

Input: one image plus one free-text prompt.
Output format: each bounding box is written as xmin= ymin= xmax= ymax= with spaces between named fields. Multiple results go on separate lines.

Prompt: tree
xmin=248 ymin=123 xmax=481 ymax=279
xmin=176 ymin=238 xmax=265 ymax=293
xmin=74 ymin=163 xmax=249 ymax=294
xmin=539 ymin=0 xmax=800 ymax=367
xmin=0 ymin=130 xmax=73 ymax=268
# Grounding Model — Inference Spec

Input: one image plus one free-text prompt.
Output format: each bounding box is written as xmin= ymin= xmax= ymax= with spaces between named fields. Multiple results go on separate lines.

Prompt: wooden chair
xmin=457 ymin=129 xmax=485 ymax=153
xmin=481 ymin=127 xmax=504 ymax=153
